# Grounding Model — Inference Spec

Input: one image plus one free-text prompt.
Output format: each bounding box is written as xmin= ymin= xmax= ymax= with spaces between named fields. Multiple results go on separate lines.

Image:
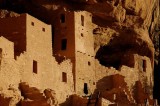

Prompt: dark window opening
xmin=60 ymin=14 xmax=65 ymax=23
xmin=31 ymin=22 xmax=34 ymax=26
xmin=33 ymin=60 xmax=37 ymax=74
xmin=143 ymin=60 xmax=147 ymax=72
xmin=62 ymin=72 xmax=67 ymax=82
xmin=83 ymin=83 xmax=88 ymax=95
xmin=93 ymin=82 xmax=95 ymax=85
xmin=88 ymin=61 xmax=91 ymax=66
xmin=81 ymin=33 xmax=84 ymax=37
xmin=42 ymin=28 xmax=45 ymax=32
xmin=81 ymin=15 xmax=84 ymax=26
xmin=61 ymin=39 xmax=67 ymax=50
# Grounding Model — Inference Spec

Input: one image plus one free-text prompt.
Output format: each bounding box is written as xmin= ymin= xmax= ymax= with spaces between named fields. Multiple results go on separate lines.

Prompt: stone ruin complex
xmin=0 ymin=0 xmax=159 ymax=106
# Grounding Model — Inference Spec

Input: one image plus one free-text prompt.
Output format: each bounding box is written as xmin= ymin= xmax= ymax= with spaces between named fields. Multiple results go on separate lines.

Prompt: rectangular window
xmin=143 ymin=60 xmax=146 ymax=72
xmin=42 ymin=28 xmax=45 ymax=32
xmin=31 ymin=22 xmax=34 ymax=26
xmin=81 ymin=15 xmax=84 ymax=26
xmin=84 ymin=83 xmax=88 ymax=94
xmin=88 ymin=61 xmax=91 ymax=66
xmin=62 ymin=72 xmax=67 ymax=82
xmin=81 ymin=33 xmax=84 ymax=37
xmin=33 ymin=60 xmax=37 ymax=74
xmin=61 ymin=39 xmax=67 ymax=50
xmin=60 ymin=14 xmax=65 ymax=23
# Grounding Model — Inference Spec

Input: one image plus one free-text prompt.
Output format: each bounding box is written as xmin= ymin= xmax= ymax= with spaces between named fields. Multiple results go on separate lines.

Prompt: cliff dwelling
xmin=0 ymin=0 xmax=159 ymax=106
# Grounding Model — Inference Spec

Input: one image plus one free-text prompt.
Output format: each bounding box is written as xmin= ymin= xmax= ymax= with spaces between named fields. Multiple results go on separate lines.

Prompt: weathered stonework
xmin=0 ymin=14 xmax=74 ymax=105
xmin=53 ymin=9 xmax=96 ymax=95
xmin=0 ymin=0 xmax=158 ymax=105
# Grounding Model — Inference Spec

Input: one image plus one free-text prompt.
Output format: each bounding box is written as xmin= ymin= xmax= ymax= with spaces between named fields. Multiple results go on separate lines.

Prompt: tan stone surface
xmin=0 ymin=87 xmax=21 ymax=106
xmin=0 ymin=0 xmax=158 ymax=104
xmin=53 ymin=9 xmax=96 ymax=95
xmin=0 ymin=14 xmax=74 ymax=105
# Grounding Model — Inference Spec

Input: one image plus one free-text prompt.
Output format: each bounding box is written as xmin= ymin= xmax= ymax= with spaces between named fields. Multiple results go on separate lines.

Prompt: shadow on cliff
xmin=95 ymin=75 xmax=118 ymax=92
xmin=59 ymin=95 xmax=73 ymax=106
xmin=153 ymin=61 xmax=160 ymax=104
xmin=95 ymin=29 xmax=153 ymax=69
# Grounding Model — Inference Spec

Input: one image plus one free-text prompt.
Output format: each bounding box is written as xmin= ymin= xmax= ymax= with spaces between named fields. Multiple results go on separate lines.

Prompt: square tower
xmin=0 ymin=14 xmax=52 ymax=58
xmin=53 ymin=9 xmax=96 ymax=95
xmin=0 ymin=14 xmax=53 ymax=78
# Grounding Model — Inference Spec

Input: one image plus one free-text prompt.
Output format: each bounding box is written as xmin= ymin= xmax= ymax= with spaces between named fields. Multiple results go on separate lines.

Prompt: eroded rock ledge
xmin=0 ymin=82 xmax=58 ymax=106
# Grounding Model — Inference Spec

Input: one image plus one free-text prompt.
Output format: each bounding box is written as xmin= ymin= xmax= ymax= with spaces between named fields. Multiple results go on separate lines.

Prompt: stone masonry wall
xmin=53 ymin=9 xmax=75 ymax=59
xmin=75 ymin=51 xmax=96 ymax=95
xmin=0 ymin=14 xmax=75 ymax=104
xmin=95 ymin=53 xmax=153 ymax=99
xmin=74 ymin=11 xmax=95 ymax=56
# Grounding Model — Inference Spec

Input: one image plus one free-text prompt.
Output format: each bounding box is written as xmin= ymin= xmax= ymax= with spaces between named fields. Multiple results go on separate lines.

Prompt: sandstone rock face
xmin=0 ymin=10 xmax=20 ymax=18
xmin=0 ymin=0 xmax=159 ymax=105
xmin=0 ymin=86 xmax=21 ymax=106
xmin=44 ymin=89 xmax=58 ymax=106
xmin=19 ymin=82 xmax=58 ymax=106
xmin=0 ymin=82 xmax=59 ymax=106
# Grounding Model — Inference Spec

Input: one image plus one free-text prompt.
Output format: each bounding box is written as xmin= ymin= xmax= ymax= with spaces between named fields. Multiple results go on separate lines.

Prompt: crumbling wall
xmin=74 ymin=11 xmax=95 ymax=56
xmin=133 ymin=54 xmax=153 ymax=88
xmin=0 ymin=37 xmax=14 ymax=59
xmin=0 ymin=37 xmax=20 ymax=90
xmin=0 ymin=15 xmax=74 ymax=104
xmin=75 ymin=52 xmax=96 ymax=95
xmin=57 ymin=60 xmax=74 ymax=104
xmin=0 ymin=50 xmax=74 ymax=105
xmin=0 ymin=87 xmax=21 ymax=106
xmin=95 ymin=53 xmax=153 ymax=104
xmin=16 ymin=52 xmax=74 ymax=104
xmin=0 ymin=0 xmax=158 ymax=104
xmin=74 ymin=11 xmax=96 ymax=95
xmin=0 ymin=13 xmax=75 ymax=105
xmin=53 ymin=10 xmax=97 ymax=96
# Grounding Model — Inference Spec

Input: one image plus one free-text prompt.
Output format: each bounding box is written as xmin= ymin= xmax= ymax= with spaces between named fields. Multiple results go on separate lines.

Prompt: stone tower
xmin=53 ymin=9 xmax=96 ymax=95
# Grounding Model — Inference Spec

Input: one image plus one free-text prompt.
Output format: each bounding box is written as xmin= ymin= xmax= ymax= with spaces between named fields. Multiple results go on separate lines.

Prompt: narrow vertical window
xmin=81 ymin=33 xmax=84 ymax=37
xmin=33 ymin=60 xmax=37 ymax=74
xmin=88 ymin=61 xmax=91 ymax=66
xmin=62 ymin=72 xmax=67 ymax=82
xmin=60 ymin=14 xmax=65 ymax=23
xmin=31 ymin=22 xmax=34 ymax=26
xmin=81 ymin=15 xmax=84 ymax=26
xmin=83 ymin=83 xmax=88 ymax=95
xmin=143 ymin=60 xmax=146 ymax=72
xmin=61 ymin=39 xmax=67 ymax=50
